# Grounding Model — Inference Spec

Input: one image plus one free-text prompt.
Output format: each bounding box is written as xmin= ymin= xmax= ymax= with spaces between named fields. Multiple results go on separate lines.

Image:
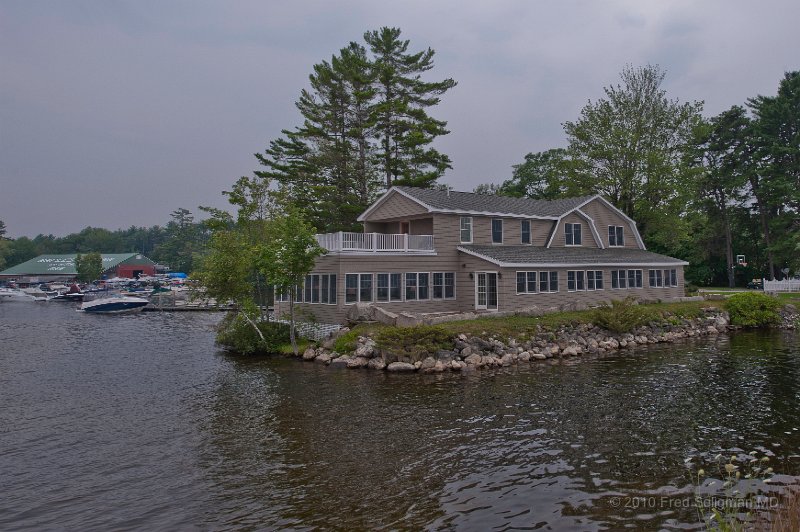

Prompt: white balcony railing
xmin=316 ymin=232 xmax=435 ymax=253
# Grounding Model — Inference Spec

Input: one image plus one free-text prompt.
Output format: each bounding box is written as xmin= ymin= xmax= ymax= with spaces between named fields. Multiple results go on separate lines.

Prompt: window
xmin=609 ymin=225 xmax=625 ymax=247
xmin=516 ymin=271 xmax=540 ymax=294
xmin=460 ymin=217 xmax=472 ymax=243
xmin=521 ymin=220 xmax=531 ymax=244
xmin=345 ymin=274 xmax=358 ymax=303
xmin=390 ymin=273 xmax=402 ymax=301
xmin=344 ymin=273 xmax=372 ymax=303
xmin=550 ymin=271 xmax=559 ymax=292
xmin=492 ymin=219 xmax=503 ymax=244
xmin=649 ymin=269 xmax=664 ymax=288
xmin=405 ymin=273 xmax=418 ymax=300
xmin=568 ymin=270 xmax=585 ymax=291
xmin=321 ymin=275 xmax=329 ymax=304
xmin=627 ymin=270 xmax=637 ymax=289
xmin=587 ymin=270 xmax=603 ymax=290
xmin=376 ymin=273 xmax=401 ymax=302
xmin=275 ymin=287 xmax=289 ymax=302
xmin=539 ymin=271 xmax=549 ymax=292
xmin=433 ymin=272 xmax=455 ymax=299
xmin=565 ymin=223 xmax=582 ymax=245
xmin=377 ymin=273 xmax=390 ymax=302
xmin=295 ymin=284 xmax=303 ymax=303
xmin=670 ymin=269 xmax=677 ymax=287
xmin=311 ymin=275 xmax=320 ymax=303
xmin=305 ymin=274 xmax=313 ymax=303
xmin=359 ymin=274 xmax=373 ymax=302
xmin=418 ymin=273 xmax=430 ymax=300
xmin=328 ymin=275 xmax=337 ymax=303
xmin=445 ymin=272 xmax=455 ymax=299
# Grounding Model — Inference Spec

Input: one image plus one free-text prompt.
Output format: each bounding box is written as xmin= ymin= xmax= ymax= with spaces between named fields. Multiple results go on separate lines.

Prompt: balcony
xmin=316 ymin=232 xmax=435 ymax=253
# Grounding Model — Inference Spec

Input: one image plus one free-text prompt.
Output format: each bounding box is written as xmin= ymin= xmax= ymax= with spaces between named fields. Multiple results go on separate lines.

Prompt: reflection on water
xmin=1 ymin=303 xmax=799 ymax=529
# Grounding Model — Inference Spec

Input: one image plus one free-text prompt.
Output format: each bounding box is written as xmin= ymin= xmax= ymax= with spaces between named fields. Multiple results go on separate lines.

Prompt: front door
xmin=475 ymin=272 xmax=498 ymax=310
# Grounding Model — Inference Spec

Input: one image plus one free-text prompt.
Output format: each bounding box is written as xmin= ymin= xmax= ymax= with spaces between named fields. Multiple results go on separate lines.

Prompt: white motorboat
xmin=0 ymin=288 xmax=44 ymax=302
xmin=80 ymin=294 xmax=149 ymax=314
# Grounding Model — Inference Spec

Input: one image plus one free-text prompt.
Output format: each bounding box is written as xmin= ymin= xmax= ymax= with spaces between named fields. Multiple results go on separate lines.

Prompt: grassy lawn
xmin=334 ymin=300 xmax=716 ymax=352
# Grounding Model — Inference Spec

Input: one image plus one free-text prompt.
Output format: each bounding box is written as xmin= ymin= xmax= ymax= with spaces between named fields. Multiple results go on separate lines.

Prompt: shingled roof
xmin=458 ymin=245 xmax=688 ymax=267
xmin=360 ymin=186 xmax=597 ymax=220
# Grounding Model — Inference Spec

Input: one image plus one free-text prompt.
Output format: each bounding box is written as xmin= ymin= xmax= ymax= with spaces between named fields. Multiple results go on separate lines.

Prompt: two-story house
xmin=274 ymin=187 xmax=688 ymax=325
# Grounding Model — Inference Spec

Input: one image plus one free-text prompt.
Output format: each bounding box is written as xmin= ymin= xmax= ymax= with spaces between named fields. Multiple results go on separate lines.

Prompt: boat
xmin=79 ymin=294 xmax=149 ymax=314
xmin=50 ymin=283 xmax=85 ymax=302
xmin=0 ymin=288 xmax=45 ymax=302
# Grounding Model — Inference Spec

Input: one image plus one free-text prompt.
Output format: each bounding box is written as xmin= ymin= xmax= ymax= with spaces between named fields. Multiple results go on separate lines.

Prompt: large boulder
xmin=346 ymin=303 xmax=374 ymax=322
xmin=387 ymin=361 xmax=416 ymax=372
xmin=367 ymin=357 xmax=386 ymax=370
xmin=396 ymin=312 xmax=422 ymax=327
xmin=329 ymin=356 xmax=350 ymax=369
xmin=315 ymin=353 xmax=332 ymax=364
xmin=372 ymin=306 xmax=398 ymax=325
xmin=302 ymin=348 xmax=317 ymax=361
xmin=347 ymin=356 xmax=370 ymax=369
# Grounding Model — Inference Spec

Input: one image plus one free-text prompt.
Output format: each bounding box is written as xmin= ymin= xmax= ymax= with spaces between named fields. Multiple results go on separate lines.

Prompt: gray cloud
xmin=1 ymin=0 xmax=798 ymax=237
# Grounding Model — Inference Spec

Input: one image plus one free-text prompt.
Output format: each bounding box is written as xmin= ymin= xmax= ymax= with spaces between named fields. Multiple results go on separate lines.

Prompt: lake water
xmin=2 ymin=303 xmax=799 ymax=530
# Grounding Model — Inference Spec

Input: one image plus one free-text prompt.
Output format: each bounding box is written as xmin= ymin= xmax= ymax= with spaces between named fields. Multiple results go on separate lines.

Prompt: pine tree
xmin=364 ymin=27 xmax=456 ymax=188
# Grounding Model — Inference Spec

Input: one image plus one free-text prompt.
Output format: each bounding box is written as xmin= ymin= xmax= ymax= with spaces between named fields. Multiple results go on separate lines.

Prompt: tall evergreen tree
xmin=688 ymin=107 xmax=750 ymax=287
xmin=364 ymin=27 xmax=456 ymax=188
xmin=748 ymin=71 xmax=800 ymax=277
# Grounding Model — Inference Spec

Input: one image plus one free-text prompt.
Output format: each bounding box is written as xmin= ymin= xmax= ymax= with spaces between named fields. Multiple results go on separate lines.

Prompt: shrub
xmin=332 ymin=328 xmax=361 ymax=354
xmin=216 ymin=313 xmax=291 ymax=355
xmin=375 ymin=325 xmax=453 ymax=363
xmin=591 ymin=297 xmax=649 ymax=333
xmin=725 ymin=292 xmax=782 ymax=327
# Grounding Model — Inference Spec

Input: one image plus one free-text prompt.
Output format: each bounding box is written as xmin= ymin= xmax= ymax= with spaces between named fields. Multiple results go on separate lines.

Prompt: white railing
xmin=316 ymin=232 xmax=435 ymax=252
xmin=764 ymin=279 xmax=800 ymax=293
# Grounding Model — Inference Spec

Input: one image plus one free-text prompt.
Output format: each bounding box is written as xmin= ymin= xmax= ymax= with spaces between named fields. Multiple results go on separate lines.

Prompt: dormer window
xmin=460 ymin=217 xmax=472 ymax=243
xmin=492 ymin=219 xmax=503 ymax=244
xmin=565 ymin=223 xmax=582 ymax=246
xmin=521 ymin=220 xmax=531 ymax=244
xmin=609 ymin=225 xmax=625 ymax=246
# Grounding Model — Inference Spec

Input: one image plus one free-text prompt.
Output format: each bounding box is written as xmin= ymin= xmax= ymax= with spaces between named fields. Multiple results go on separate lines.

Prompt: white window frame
xmin=521 ymin=219 xmax=531 ymax=245
xmin=345 ymin=273 xmax=373 ymax=304
xmin=567 ymin=270 xmax=586 ymax=291
xmin=587 ymin=270 xmax=604 ymax=290
xmin=515 ymin=271 xmax=539 ymax=294
xmin=460 ymin=216 xmax=473 ymax=244
xmin=491 ymin=218 xmax=503 ymax=244
xmin=376 ymin=273 xmax=403 ymax=302
xmin=565 ymin=223 xmax=582 ymax=246
xmin=608 ymin=225 xmax=625 ymax=247
xmin=432 ymin=272 xmax=457 ymax=300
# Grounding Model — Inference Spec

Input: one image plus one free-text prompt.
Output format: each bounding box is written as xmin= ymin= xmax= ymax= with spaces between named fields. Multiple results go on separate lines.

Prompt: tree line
xmin=482 ymin=65 xmax=799 ymax=286
xmin=0 ymin=208 xmax=209 ymax=274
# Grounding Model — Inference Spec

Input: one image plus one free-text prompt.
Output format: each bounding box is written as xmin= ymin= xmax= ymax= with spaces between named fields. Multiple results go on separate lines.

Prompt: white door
xmin=475 ymin=272 xmax=498 ymax=310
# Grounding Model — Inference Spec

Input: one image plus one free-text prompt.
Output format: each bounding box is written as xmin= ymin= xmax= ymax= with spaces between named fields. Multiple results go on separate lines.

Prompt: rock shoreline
xmin=291 ymin=304 xmax=798 ymax=373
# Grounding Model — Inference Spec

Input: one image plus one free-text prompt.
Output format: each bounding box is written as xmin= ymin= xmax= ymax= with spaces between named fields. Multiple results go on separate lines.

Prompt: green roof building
xmin=0 ymin=253 xmax=157 ymax=282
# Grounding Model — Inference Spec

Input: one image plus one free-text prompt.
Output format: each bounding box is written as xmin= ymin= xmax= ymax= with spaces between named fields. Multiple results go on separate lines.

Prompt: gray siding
xmin=549 ymin=212 xmax=601 ymax=248
xmin=579 ymin=198 xmax=641 ymax=249
xmin=364 ymin=191 xmax=428 ymax=221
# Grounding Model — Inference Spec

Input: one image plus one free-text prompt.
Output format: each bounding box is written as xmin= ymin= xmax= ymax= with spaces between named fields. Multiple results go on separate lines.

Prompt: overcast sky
xmin=1 ymin=1 xmax=798 ymax=237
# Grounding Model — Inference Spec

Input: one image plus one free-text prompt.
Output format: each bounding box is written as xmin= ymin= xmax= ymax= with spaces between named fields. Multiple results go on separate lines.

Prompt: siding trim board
xmin=456 ymin=246 xmax=689 ymax=268
xmin=359 ymin=187 xmax=565 ymax=222
xmin=583 ymin=196 xmax=645 ymax=249
xmin=576 ymin=208 xmax=605 ymax=250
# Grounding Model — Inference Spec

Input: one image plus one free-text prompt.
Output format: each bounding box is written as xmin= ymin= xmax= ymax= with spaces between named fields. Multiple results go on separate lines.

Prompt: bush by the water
xmin=216 ymin=313 xmax=291 ymax=355
xmin=725 ymin=292 xmax=782 ymax=327
xmin=376 ymin=325 xmax=452 ymax=363
xmin=591 ymin=297 xmax=648 ymax=333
